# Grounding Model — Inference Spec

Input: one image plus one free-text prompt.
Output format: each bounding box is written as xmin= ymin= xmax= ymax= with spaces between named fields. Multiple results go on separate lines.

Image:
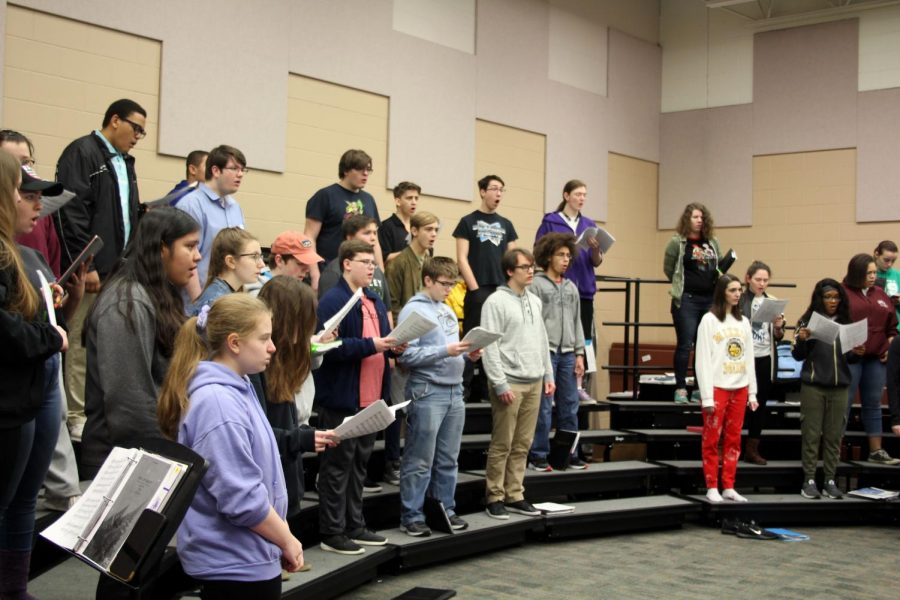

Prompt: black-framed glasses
xmin=351 ymin=258 xmax=377 ymax=268
xmin=514 ymin=264 xmax=535 ymax=272
xmin=434 ymin=279 xmax=456 ymax=289
xmin=120 ymin=117 xmax=146 ymax=139
xmin=239 ymin=253 xmax=264 ymax=262
xmin=223 ymin=165 xmax=250 ymax=175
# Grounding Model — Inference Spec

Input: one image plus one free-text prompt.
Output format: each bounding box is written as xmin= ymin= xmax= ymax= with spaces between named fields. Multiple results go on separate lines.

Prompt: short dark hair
xmin=845 ymin=253 xmax=875 ymax=289
xmin=875 ymin=240 xmax=898 ymax=255
xmin=534 ymin=232 xmax=576 ymax=271
xmin=393 ymin=181 xmax=421 ymax=198
xmin=102 ymin=99 xmax=147 ymax=128
xmin=338 ymin=149 xmax=372 ymax=179
xmin=206 ymin=145 xmax=246 ymax=180
xmin=0 ymin=129 xmax=34 ymax=158
xmin=339 ymin=239 xmax=374 ymax=268
xmin=502 ymin=248 xmax=534 ymax=281
xmin=185 ymin=150 xmax=208 ymax=177
xmin=342 ymin=214 xmax=377 ymax=239
xmin=478 ymin=174 xmax=504 ymax=191
xmin=422 ymin=256 xmax=458 ymax=285
xmin=711 ymin=274 xmax=743 ymax=322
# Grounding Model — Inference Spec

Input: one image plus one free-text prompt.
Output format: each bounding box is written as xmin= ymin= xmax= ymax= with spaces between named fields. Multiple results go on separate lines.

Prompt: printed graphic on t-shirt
xmin=438 ymin=309 xmax=458 ymax=336
xmin=724 ymin=336 xmax=747 ymax=374
xmin=689 ymin=242 xmax=715 ymax=271
xmin=344 ymin=199 xmax=365 ymax=219
xmin=473 ymin=220 xmax=507 ymax=246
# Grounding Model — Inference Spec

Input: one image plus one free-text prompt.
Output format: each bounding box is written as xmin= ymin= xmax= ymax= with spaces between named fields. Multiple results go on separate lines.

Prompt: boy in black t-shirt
xmin=379 ymin=181 xmax=420 ymax=266
xmin=453 ymin=174 xmax=518 ymax=402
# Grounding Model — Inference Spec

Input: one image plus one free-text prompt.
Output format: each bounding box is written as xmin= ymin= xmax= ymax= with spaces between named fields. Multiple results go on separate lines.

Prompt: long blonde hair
xmin=205 ymin=227 xmax=257 ymax=288
xmin=157 ymin=294 xmax=270 ymax=439
xmin=0 ymin=150 xmax=37 ymax=318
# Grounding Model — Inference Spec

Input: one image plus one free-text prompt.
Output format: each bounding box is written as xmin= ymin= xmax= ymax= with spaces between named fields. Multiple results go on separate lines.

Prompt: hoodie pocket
xmin=500 ymin=348 xmax=541 ymax=374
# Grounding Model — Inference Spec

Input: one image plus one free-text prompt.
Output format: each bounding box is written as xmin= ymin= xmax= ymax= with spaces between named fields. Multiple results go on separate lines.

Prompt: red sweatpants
xmin=701 ymin=386 xmax=748 ymax=490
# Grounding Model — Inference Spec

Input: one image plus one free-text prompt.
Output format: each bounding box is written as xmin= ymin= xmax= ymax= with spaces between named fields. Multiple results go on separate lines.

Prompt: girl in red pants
xmin=695 ymin=274 xmax=758 ymax=503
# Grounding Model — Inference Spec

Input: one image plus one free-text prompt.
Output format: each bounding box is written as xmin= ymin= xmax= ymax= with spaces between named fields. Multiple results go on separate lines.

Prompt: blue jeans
xmin=399 ymin=380 xmax=465 ymax=525
xmin=847 ymin=357 xmax=886 ymax=437
xmin=0 ymin=354 xmax=62 ymax=550
xmin=530 ymin=351 xmax=578 ymax=460
xmin=671 ymin=293 xmax=713 ymax=389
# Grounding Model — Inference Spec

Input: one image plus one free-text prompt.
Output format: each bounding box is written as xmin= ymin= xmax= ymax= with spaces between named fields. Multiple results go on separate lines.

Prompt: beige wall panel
xmin=607 ymin=29 xmax=661 ymax=163
xmin=545 ymin=81 xmax=609 ymax=221
xmin=392 ymin=0 xmax=475 ymax=55
xmin=13 ymin=0 xmax=289 ymax=172
xmin=388 ymin=33 xmax=476 ymax=201
xmin=660 ymin=0 xmax=708 ymax=113
xmin=548 ymin=6 xmax=608 ymax=96
xmin=859 ymin=4 xmax=900 ymax=91
xmin=474 ymin=120 xmax=546 ymax=249
xmin=706 ymin=8 xmax=754 ymax=108
xmin=475 ymin=0 xmax=550 ymax=133
xmin=857 ymin=88 xmax=900 ymax=222
xmin=753 ymin=20 xmax=858 ymax=155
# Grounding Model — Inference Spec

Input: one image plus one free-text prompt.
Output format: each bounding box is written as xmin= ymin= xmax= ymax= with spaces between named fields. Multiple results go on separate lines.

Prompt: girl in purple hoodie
xmin=158 ymin=294 xmax=303 ymax=599
xmin=535 ymin=180 xmax=603 ymax=399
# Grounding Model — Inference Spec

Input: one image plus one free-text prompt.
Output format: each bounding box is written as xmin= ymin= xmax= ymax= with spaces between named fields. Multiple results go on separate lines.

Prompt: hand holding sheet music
xmin=390 ymin=311 xmax=437 ymax=344
xmin=37 ymin=271 xmax=58 ymax=327
xmin=807 ymin=311 xmax=840 ymax=344
xmin=575 ymin=227 xmax=616 ymax=254
xmin=751 ymin=298 xmax=788 ymax=324
xmin=317 ymin=288 xmax=363 ymax=338
xmin=334 ymin=399 xmax=410 ymax=440
xmin=460 ymin=327 xmax=502 ymax=352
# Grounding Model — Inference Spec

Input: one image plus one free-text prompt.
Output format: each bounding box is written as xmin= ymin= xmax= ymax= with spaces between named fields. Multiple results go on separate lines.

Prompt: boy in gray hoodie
xmin=481 ymin=249 xmax=555 ymax=519
xmin=397 ymin=257 xmax=480 ymax=536
xmin=528 ymin=233 xmax=586 ymax=471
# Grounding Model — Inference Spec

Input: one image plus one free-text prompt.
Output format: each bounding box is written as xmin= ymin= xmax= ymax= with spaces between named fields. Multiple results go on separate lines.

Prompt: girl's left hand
xmin=50 ymin=283 xmax=65 ymax=308
xmin=749 ymin=400 xmax=759 ymax=412
xmin=702 ymin=405 xmax=715 ymax=415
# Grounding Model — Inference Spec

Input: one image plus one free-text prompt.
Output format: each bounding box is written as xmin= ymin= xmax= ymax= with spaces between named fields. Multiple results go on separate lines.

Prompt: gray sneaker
xmin=800 ymin=479 xmax=821 ymax=499
xmin=868 ymin=449 xmax=900 ymax=465
xmin=822 ymin=479 xmax=844 ymax=499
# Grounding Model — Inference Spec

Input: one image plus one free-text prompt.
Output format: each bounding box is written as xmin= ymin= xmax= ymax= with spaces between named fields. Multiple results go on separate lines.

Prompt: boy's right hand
xmin=446 ymin=341 xmax=472 ymax=357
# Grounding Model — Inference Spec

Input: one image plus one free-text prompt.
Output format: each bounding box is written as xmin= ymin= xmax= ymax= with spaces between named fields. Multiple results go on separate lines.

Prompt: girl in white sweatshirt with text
xmin=695 ymin=274 xmax=758 ymax=503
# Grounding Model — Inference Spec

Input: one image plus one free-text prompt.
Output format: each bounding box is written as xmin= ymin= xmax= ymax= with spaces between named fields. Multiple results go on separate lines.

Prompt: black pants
xmin=317 ymin=407 xmax=375 ymax=536
xmin=462 ymin=286 xmax=497 ymax=403
xmin=745 ymin=355 xmax=772 ymax=438
xmin=201 ymin=575 xmax=281 ymax=600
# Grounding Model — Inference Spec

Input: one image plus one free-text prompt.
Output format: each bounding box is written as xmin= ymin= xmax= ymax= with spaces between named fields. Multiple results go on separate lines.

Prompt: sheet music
xmin=334 ymin=399 xmax=410 ymax=440
xmin=318 ymin=288 xmax=363 ymax=338
xmin=460 ymin=327 xmax=502 ymax=352
xmin=807 ymin=311 xmax=840 ymax=344
xmin=839 ymin=319 xmax=868 ymax=351
xmin=751 ymin=298 xmax=788 ymax=323
xmin=36 ymin=270 xmax=57 ymax=327
xmin=391 ymin=311 xmax=437 ymax=344
xmin=575 ymin=227 xmax=616 ymax=254
xmin=57 ymin=235 xmax=103 ymax=287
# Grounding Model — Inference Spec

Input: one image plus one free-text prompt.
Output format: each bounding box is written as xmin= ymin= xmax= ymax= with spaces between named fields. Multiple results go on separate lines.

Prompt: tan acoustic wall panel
xmin=752 ymin=19 xmax=858 ymax=156
xmin=857 ymin=88 xmax=900 ymax=222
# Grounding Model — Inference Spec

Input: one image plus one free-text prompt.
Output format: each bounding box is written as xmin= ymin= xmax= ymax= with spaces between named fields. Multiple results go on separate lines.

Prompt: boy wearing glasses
xmin=314 ymin=240 xmax=400 ymax=555
xmin=481 ymin=249 xmax=554 ymax=520
xmin=176 ymin=144 xmax=248 ymax=301
xmin=396 ymin=257 xmax=480 ymax=536
xmin=55 ymin=99 xmax=146 ymax=439
xmin=453 ymin=175 xmax=518 ymax=403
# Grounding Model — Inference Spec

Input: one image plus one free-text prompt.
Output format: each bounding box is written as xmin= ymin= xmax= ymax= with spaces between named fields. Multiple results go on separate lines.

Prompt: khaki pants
xmin=799 ymin=383 xmax=848 ymax=481
xmin=485 ymin=380 xmax=542 ymax=503
xmin=64 ymin=291 xmax=96 ymax=430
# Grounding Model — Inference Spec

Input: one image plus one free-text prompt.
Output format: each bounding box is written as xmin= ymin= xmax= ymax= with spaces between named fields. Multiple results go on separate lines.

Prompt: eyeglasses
xmin=353 ymin=167 xmax=374 ymax=174
xmin=351 ymin=258 xmax=377 ymax=268
xmin=223 ymin=165 xmax=250 ymax=175
xmin=120 ymin=117 xmax=146 ymax=139
xmin=434 ymin=280 xmax=456 ymax=289
xmin=486 ymin=186 xmax=505 ymax=193
xmin=514 ymin=264 xmax=535 ymax=272
xmin=240 ymin=253 xmax=264 ymax=262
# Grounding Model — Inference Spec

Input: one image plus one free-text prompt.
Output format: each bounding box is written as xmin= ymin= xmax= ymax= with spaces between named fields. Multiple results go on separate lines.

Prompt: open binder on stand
xmin=41 ymin=438 xmax=208 ymax=588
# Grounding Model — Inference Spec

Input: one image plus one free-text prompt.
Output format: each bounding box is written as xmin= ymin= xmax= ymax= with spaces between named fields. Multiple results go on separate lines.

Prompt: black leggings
xmin=745 ymin=355 xmax=772 ymax=439
xmin=201 ymin=575 xmax=281 ymax=600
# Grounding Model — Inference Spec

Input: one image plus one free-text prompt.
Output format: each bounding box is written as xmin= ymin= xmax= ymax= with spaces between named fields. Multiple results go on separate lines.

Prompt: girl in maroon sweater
xmin=842 ymin=253 xmax=899 ymax=464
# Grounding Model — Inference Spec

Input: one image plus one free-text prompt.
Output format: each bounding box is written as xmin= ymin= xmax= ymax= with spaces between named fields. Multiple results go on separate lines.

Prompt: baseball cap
xmin=271 ymin=231 xmax=323 ymax=265
xmin=20 ymin=165 xmax=64 ymax=196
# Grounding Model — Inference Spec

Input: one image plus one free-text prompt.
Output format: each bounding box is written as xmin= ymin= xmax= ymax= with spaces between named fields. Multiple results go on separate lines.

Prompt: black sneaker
xmin=485 ymin=501 xmax=509 ymax=520
xmin=822 ymin=479 xmax=844 ymax=499
xmin=321 ymin=535 xmax=364 ymax=555
xmin=568 ymin=456 xmax=588 ymax=470
xmin=400 ymin=521 xmax=431 ymax=537
xmin=448 ymin=514 xmax=469 ymax=531
xmin=528 ymin=458 xmax=553 ymax=472
xmin=868 ymin=449 xmax=900 ymax=465
xmin=800 ymin=479 xmax=821 ymax=499
xmin=363 ymin=479 xmax=382 ymax=493
xmin=384 ymin=461 xmax=401 ymax=486
xmin=505 ymin=499 xmax=541 ymax=516
xmin=349 ymin=528 xmax=387 ymax=546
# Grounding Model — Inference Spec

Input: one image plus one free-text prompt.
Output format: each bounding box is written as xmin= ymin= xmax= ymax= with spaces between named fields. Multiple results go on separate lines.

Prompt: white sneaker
xmin=706 ymin=488 xmax=723 ymax=502
xmin=722 ymin=488 xmax=748 ymax=502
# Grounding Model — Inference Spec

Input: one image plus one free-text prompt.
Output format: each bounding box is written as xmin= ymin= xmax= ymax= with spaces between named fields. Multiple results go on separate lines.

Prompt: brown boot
xmin=743 ymin=438 xmax=767 ymax=465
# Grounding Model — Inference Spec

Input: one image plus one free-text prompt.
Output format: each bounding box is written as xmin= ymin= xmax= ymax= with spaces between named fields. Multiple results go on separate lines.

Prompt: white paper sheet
xmin=334 ymin=399 xmax=410 ymax=440
xmin=460 ymin=327 xmax=502 ymax=352
xmin=575 ymin=227 xmax=616 ymax=254
xmin=839 ymin=318 xmax=868 ymax=351
xmin=751 ymin=298 xmax=788 ymax=324
xmin=390 ymin=311 xmax=437 ymax=344
xmin=807 ymin=311 xmax=840 ymax=344
xmin=318 ymin=288 xmax=363 ymax=338
xmin=37 ymin=270 xmax=57 ymax=327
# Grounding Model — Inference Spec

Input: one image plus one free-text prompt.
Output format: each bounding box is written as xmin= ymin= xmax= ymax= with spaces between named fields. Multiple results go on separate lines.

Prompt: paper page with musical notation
xmin=334 ymin=399 xmax=410 ymax=440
